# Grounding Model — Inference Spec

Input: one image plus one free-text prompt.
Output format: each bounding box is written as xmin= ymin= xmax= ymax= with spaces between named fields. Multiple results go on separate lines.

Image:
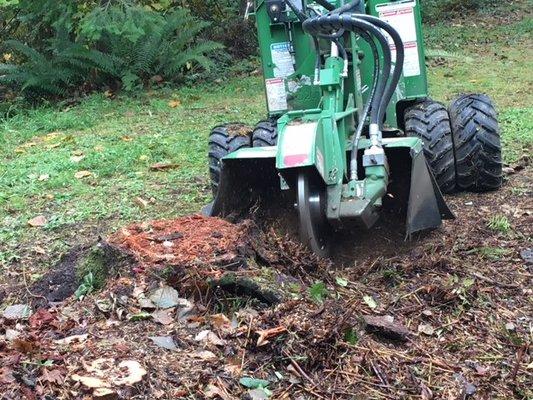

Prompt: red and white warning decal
xmin=377 ymin=1 xmax=421 ymax=77
xmin=265 ymin=78 xmax=288 ymax=112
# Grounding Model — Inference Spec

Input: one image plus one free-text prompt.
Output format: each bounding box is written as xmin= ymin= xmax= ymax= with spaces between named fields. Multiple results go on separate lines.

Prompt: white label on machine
xmin=271 ymin=42 xmax=295 ymax=78
xmin=265 ymin=78 xmax=288 ymax=112
xmin=377 ymin=1 xmax=421 ymax=77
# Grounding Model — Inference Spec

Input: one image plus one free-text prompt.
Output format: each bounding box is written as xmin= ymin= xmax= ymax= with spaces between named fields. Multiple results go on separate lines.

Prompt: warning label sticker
xmin=265 ymin=78 xmax=288 ymax=112
xmin=271 ymin=42 xmax=295 ymax=78
xmin=377 ymin=1 xmax=421 ymax=77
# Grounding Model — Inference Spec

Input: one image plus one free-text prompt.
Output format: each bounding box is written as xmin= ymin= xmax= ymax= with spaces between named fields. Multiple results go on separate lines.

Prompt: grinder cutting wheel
xmin=206 ymin=0 xmax=502 ymax=257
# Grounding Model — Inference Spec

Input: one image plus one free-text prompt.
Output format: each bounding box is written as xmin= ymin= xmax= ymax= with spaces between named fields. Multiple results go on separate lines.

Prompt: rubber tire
xmin=449 ymin=94 xmax=503 ymax=192
xmin=208 ymin=124 xmax=251 ymax=196
xmin=252 ymin=119 xmax=278 ymax=147
xmin=405 ymin=100 xmax=457 ymax=194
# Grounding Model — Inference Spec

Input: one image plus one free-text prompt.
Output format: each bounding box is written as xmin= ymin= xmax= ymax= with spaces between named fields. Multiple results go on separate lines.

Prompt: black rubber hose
xmin=304 ymin=14 xmax=392 ymax=127
xmin=351 ymin=32 xmax=380 ymax=179
xmin=355 ymin=15 xmax=405 ymax=127
xmin=313 ymin=0 xmax=335 ymax=11
xmin=285 ymin=0 xmax=308 ymax=22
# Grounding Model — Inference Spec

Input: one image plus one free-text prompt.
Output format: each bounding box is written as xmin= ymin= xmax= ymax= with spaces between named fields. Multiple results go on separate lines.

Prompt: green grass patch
xmin=487 ymin=215 xmax=512 ymax=234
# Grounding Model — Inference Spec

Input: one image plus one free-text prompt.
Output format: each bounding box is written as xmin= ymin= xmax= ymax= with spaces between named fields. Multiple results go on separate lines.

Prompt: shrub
xmin=0 ymin=2 xmax=222 ymax=97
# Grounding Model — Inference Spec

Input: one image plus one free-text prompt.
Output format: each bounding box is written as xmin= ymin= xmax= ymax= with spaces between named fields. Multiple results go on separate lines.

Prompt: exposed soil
xmin=0 ymin=168 xmax=531 ymax=399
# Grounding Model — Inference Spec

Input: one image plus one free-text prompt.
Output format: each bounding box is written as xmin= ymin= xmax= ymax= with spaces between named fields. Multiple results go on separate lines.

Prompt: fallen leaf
xmin=121 ymin=136 xmax=133 ymax=142
xmin=3 ymin=304 xmax=32 ymax=320
xmin=168 ymin=100 xmax=181 ymax=108
xmin=149 ymin=336 xmax=177 ymax=351
xmin=134 ymin=197 xmax=149 ymax=208
xmin=28 ymin=216 xmax=47 ymax=227
xmin=195 ymin=330 xmax=226 ymax=346
xmin=418 ymin=323 xmax=435 ymax=336
xmin=149 ymin=286 xmax=185 ymax=309
xmin=210 ymin=313 xmax=232 ymax=329
xmin=38 ymin=174 xmax=49 ymax=181
xmin=41 ymin=369 xmax=65 ymax=385
xmin=363 ymin=295 xmax=378 ymax=309
xmin=151 ymin=309 xmax=174 ymax=325
xmin=70 ymin=155 xmax=85 ymax=163
xmin=150 ymin=162 xmax=179 ymax=171
xmin=12 ymin=339 xmax=38 ymax=354
xmin=74 ymin=170 xmax=93 ymax=179
xmin=239 ymin=377 xmax=270 ymax=389
xmin=29 ymin=308 xmax=56 ymax=329
xmin=0 ymin=367 xmax=15 ymax=384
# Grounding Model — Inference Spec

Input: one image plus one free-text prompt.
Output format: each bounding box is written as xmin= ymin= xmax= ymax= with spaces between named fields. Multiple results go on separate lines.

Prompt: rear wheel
xmin=405 ymin=100 xmax=456 ymax=194
xmin=252 ymin=119 xmax=278 ymax=147
xmin=208 ymin=124 xmax=252 ymax=196
xmin=449 ymin=94 xmax=503 ymax=192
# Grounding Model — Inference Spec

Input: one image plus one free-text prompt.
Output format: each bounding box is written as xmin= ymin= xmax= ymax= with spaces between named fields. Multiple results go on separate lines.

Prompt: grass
xmin=1 ymin=5 xmax=532 ymax=274
xmin=487 ymin=215 xmax=512 ymax=234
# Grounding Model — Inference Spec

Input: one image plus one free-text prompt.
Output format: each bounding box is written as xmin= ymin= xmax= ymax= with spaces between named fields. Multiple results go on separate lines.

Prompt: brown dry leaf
xmin=112 ymin=360 xmax=147 ymax=386
xmin=71 ymin=374 xmax=109 ymax=388
xmin=210 ymin=313 xmax=231 ymax=329
xmin=28 ymin=215 xmax=47 ymax=227
xmin=151 ymin=309 xmax=174 ymax=325
xmin=74 ymin=170 xmax=93 ymax=179
xmin=0 ymin=367 xmax=15 ymax=384
xmin=38 ymin=174 xmax=50 ymax=181
xmin=94 ymin=145 xmax=105 ymax=152
xmin=194 ymin=330 xmax=226 ymax=346
xmin=121 ymin=136 xmax=133 ymax=142
xmin=134 ymin=197 xmax=149 ymax=208
xmin=41 ymin=368 xmax=65 ymax=385
xmin=150 ymin=162 xmax=179 ymax=171
xmin=168 ymin=100 xmax=181 ymax=108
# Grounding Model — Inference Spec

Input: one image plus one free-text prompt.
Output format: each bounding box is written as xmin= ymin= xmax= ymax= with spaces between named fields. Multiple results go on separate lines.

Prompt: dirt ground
xmin=1 ymin=164 xmax=531 ymax=400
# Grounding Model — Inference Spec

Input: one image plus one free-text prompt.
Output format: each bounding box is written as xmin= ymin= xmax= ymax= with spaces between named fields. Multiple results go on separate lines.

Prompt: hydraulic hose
xmin=350 ymin=32 xmax=380 ymax=180
xmin=304 ymin=14 xmax=392 ymax=129
xmin=355 ymin=15 xmax=405 ymax=127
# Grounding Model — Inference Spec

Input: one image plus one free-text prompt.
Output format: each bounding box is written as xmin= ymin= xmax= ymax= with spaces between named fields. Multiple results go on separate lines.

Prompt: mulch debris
xmin=1 ymin=169 xmax=532 ymax=399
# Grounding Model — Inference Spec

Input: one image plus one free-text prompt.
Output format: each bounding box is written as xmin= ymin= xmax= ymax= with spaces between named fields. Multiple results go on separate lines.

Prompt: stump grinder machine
xmin=206 ymin=0 xmax=503 ymax=257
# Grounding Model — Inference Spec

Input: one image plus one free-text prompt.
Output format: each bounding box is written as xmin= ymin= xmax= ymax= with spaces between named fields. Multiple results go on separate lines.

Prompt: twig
xmin=510 ymin=343 xmax=528 ymax=382
xmin=283 ymin=350 xmax=316 ymax=387
xmin=469 ymin=271 xmax=519 ymax=289
xmin=240 ymin=316 xmax=253 ymax=370
xmin=22 ymin=264 xmax=47 ymax=302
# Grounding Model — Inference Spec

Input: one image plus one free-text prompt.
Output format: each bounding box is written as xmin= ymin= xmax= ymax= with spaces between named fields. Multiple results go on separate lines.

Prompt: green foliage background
xmin=0 ymin=0 xmax=237 ymax=96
